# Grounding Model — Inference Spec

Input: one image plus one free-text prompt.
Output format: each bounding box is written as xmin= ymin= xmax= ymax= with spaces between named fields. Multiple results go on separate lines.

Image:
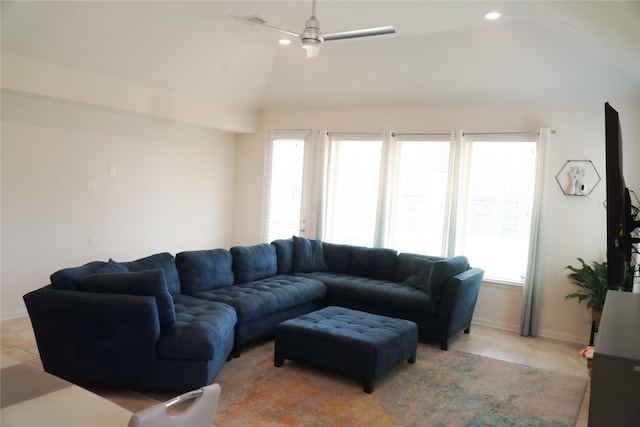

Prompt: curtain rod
xmin=392 ymin=132 xmax=451 ymax=137
xmin=392 ymin=130 xmax=556 ymax=138
xmin=462 ymin=130 xmax=556 ymax=136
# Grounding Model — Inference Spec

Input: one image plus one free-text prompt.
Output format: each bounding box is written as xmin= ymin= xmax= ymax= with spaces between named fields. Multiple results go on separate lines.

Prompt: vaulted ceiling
xmin=2 ymin=1 xmax=639 ymax=116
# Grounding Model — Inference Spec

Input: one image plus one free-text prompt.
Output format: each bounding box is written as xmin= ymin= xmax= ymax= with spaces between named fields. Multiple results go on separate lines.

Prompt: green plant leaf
xmin=564 ymin=257 xmax=613 ymax=311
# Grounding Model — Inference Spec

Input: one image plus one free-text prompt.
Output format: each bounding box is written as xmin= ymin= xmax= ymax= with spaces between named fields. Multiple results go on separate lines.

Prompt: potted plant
xmin=565 ymin=257 xmax=634 ymax=376
xmin=565 ymin=257 xmax=633 ymax=326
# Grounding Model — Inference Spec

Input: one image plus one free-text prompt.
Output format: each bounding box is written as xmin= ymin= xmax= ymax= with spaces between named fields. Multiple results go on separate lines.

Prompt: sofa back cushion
xmin=176 ymin=249 xmax=234 ymax=295
xmin=271 ymin=238 xmax=294 ymax=274
xmin=101 ymin=252 xmax=181 ymax=296
xmin=292 ymin=236 xmax=328 ymax=273
xmin=95 ymin=259 xmax=128 ymax=273
xmin=349 ymin=247 xmax=398 ymax=281
xmin=79 ymin=269 xmax=176 ymax=328
xmin=50 ymin=261 xmax=107 ymax=290
xmin=322 ymin=243 xmax=353 ymax=274
xmin=231 ymin=243 xmax=277 ymax=284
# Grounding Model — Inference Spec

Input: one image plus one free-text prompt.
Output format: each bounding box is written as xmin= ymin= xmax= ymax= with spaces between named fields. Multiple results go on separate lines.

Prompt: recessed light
xmin=278 ymin=38 xmax=291 ymax=46
xmin=485 ymin=11 xmax=501 ymax=20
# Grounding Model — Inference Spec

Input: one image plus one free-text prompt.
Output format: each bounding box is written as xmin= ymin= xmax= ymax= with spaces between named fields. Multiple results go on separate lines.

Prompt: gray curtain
xmin=520 ymin=128 xmax=551 ymax=336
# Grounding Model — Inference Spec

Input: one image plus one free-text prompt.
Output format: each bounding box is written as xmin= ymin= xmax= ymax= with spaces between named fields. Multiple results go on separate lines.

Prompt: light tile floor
xmin=1 ymin=317 xmax=591 ymax=426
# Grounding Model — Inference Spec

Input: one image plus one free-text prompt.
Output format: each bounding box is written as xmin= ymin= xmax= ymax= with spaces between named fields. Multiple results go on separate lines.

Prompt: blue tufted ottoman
xmin=274 ymin=306 xmax=418 ymax=393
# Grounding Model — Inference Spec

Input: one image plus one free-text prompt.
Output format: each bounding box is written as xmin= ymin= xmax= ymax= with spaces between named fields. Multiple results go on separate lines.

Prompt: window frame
xmin=454 ymin=132 xmax=540 ymax=284
xmin=265 ymin=129 xmax=545 ymax=286
xmin=386 ymin=132 xmax=455 ymax=256
xmin=263 ymin=129 xmax=313 ymax=243
xmin=322 ymin=133 xmax=386 ymax=247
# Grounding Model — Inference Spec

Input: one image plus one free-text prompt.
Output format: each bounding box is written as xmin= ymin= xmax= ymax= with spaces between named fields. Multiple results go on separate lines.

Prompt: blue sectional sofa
xmin=23 ymin=237 xmax=484 ymax=390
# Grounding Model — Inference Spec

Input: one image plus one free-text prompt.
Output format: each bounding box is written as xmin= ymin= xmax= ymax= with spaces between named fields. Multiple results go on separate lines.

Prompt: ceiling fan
xmin=231 ymin=0 xmax=396 ymax=58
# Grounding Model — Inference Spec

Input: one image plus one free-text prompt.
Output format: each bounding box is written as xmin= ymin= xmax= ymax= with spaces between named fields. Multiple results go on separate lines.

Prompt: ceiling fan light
xmin=302 ymin=42 xmax=321 ymax=58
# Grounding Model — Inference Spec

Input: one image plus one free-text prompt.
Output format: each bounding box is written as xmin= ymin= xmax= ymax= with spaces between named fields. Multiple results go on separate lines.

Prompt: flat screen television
xmin=605 ymin=102 xmax=638 ymax=288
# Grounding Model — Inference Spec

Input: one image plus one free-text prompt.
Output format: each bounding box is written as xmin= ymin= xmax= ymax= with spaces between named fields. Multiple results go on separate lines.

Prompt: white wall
xmin=233 ymin=98 xmax=640 ymax=343
xmin=1 ymin=91 xmax=237 ymax=319
xmin=2 ymin=52 xmax=258 ymax=134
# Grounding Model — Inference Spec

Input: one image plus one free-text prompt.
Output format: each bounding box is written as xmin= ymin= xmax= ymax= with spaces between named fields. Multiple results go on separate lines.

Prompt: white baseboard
xmin=471 ymin=317 xmax=520 ymax=333
xmin=535 ymin=328 xmax=587 ymax=345
xmin=1 ymin=309 xmax=28 ymax=322
xmin=472 ymin=317 xmax=587 ymax=344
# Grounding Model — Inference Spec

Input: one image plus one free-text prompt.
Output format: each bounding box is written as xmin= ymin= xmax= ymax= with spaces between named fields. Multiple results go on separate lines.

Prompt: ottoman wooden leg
xmin=274 ymin=354 xmax=285 ymax=367
xmin=363 ymin=378 xmax=375 ymax=394
xmin=408 ymin=352 xmax=416 ymax=364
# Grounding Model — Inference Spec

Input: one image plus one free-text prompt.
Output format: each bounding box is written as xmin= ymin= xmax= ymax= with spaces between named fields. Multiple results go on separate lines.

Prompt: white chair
xmin=128 ymin=383 xmax=221 ymax=427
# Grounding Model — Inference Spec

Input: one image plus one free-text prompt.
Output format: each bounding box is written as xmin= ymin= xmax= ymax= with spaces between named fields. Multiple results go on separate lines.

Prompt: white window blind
xmin=388 ymin=135 xmax=452 ymax=255
xmin=323 ymin=134 xmax=384 ymax=246
xmin=264 ymin=131 xmax=310 ymax=243
xmin=456 ymin=134 xmax=537 ymax=283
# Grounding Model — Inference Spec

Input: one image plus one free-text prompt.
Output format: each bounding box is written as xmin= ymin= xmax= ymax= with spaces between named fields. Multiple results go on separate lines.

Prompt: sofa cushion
xmin=195 ymin=275 xmax=326 ymax=323
xmin=292 ymin=236 xmax=328 ymax=273
xmin=349 ymin=247 xmax=398 ymax=281
xmin=50 ymin=261 xmax=107 ymax=290
xmin=79 ymin=269 xmax=176 ymax=328
xmin=322 ymin=242 xmax=353 ymax=274
xmin=231 ymin=244 xmax=278 ymax=284
xmin=106 ymin=252 xmax=181 ymax=296
xmin=176 ymin=249 xmax=234 ymax=295
xmin=427 ymin=256 xmax=470 ymax=303
xmin=160 ymin=295 xmax=237 ymax=361
xmin=303 ymin=272 xmax=437 ymax=316
xmin=271 ymin=238 xmax=294 ymax=274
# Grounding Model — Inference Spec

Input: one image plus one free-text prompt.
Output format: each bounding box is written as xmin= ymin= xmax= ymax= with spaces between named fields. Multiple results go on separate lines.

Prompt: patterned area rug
xmin=214 ymin=341 xmax=586 ymax=427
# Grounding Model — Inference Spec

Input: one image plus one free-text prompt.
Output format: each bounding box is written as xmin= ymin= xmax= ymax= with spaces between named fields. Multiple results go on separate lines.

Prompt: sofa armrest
xmin=24 ymin=285 xmax=162 ymax=386
xmin=436 ymin=268 xmax=484 ymax=344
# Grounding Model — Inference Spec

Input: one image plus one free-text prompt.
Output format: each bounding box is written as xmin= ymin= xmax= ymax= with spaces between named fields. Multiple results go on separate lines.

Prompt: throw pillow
xmin=112 ymin=252 xmax=181 ymax=295
xmin=428 ymin=256 xmax=469 ymax=303
xmin=79 ymin=269 xmax=176 ymax=328
xmin=292 ymin=236 xmax=328 ymax=273
xmin=395 ymin=253 xmax=442 ymax=282
xmin=403 ymin=258 xmax=436 ymax=291
xmin=50 ymin=260 xmax=107 ymax=291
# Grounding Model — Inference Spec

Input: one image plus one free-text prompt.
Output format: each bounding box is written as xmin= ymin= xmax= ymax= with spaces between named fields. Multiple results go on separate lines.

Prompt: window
xmin=265 ymin=129 xmax=545 ymax=284
xmin=456 ymin=135 xmax=537 ymax=283
xmin=323 ymin=134 xmax=384 ymax=246
xmin=263 ymin=131 xmax=311 ymax=243
xmin=388 ymin=135 xmax=452 ymax=255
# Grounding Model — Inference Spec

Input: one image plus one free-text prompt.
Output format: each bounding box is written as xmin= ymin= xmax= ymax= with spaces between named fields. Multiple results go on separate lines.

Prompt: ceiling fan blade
xmin=262 ymin=23 xmax=300 ymax=38
xmin=229 ymin=14 xmax=300 ymax=38
xmin=323 ymin=26 xmax=396 ymax=41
